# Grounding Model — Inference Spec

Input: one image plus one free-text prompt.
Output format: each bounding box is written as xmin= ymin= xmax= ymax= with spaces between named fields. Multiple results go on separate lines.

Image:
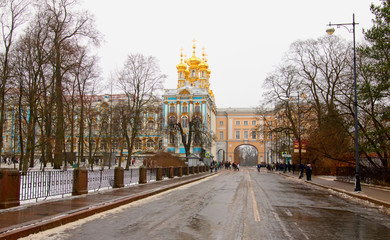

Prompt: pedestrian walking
xmin=306 ymin=164 xmax=312 ymax=181
xmin=299 ymin=163 xmax=304 ymax=179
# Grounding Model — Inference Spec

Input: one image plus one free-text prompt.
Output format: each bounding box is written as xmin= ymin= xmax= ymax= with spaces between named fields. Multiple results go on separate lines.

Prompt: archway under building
xmin=217 ymin=149 xmax=225 ymax=162
xmin=234 ymin=144 xmax=258 ymax=166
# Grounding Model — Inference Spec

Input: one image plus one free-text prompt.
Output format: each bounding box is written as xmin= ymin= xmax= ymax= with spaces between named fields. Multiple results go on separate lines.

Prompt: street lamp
xmin=327 ymin=14 xmax=361 ymax=192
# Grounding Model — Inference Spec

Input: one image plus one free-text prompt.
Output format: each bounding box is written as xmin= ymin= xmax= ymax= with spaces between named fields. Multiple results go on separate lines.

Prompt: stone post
xmin=183 ymin=166 xmax=189 ymax=175
xmin=72 ymin=167 xmax=88 ymax=196
xmin=168 ymin=167 xmax=174 ymax=178
xmin=139 ymin=167 xmax=147 ymax=184
xmin=113 ymin=167 xmax=124 ymax=188
xmin=0 ymin=168 xmax=20 ymax=209
xmin=189 ymin=166 xmax=194 ymax=174
xmin=195 ymin=166 xmax=199 ymax=174
xmin=156 ymin=167 xmax=163 ymax=181
xmin=177 ymin=167 xmax=183 ymax=177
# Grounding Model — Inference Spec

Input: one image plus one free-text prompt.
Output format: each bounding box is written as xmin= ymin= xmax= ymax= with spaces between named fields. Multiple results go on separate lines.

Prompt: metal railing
xmin=124 ymin=168 xmax=139 ymax=186
xmin=147 ymin=168 xmax=157 ymax=182
xmin=88 ymin=169 xmax=115 ymax=191
xmin=20 ymin=170 xmax=73 ymax=202
xmin=18 ymin=166 xmax=200 ymax=203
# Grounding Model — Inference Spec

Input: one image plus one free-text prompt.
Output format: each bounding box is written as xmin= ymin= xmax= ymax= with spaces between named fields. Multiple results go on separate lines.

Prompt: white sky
xmin=80 ymin=0 xmax=381 ymax=108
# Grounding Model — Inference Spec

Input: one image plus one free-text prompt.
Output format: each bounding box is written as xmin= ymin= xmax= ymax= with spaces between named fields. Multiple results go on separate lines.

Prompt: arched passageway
xmin=217 ymin=149 xmax=225 ymax=162
xmin=234 ymin=144 xmax=258 ymax=166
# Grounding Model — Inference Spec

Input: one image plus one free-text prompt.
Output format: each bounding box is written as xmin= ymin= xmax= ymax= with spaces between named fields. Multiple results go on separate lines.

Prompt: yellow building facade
xmin=216 ymin=108 xmax=267 ymax=165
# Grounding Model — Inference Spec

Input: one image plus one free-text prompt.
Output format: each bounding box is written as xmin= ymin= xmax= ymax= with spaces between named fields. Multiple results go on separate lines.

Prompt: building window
xmin=219 ymin=131 xmax=224 ymax=140
xmin=158 ymin=140 xmax=163 ymax=149
xmin=182 ymin=104 xmax=188 ymax=113
xmin=235 ymin=131 xmax=240 ymax=140
xmin=244 ymin=121 xmax=248 ymax=126
xmin=100 ymin=140 xmax=107 ymax=151
xmin=251 ymin=131 xmax=256 ymax=140
xmin=244 ymin=131 xmax=248 ymax=139
xmin=252 ymin=120 xmax=256 ymax=126
xmin=219 ymin=121 xmax=223 ymax=126
xmin=135 ymin=139 xmax=142 ymax=149
xmin=113 ymin=139 xmax=119 ymax=150
xmin=182 ymin=116 xmax=188 ymax=128
xmin=146 ymin=139 xmax=154 ymax=148
xmin=235 ymin=121 xmax=240 ymax=126
xmin=169 ymin=105 xmax=175 ymax=113
xmin=195 ymin=105 xmax=201 ymax=113
xmin=147 ymin=120 xmax=154 ymax=129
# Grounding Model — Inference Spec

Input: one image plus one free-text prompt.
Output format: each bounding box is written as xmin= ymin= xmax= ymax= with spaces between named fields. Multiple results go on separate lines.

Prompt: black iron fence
xmin=88 ymin=169 xmax=115 ymax=191
xmin=336 ymin=167 xmax=390 ymax=186
xmin=17 ymin=166 xmax=204 ymax=203
xmin=20 ymin=170 xmax=73 ymax=202
xmin=123 ymin=168 xmax=139 ymax=186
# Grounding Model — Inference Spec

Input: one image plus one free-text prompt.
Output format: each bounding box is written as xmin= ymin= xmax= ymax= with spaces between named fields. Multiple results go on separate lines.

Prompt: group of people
xmin=1 ymin=156 xmax=18 ymax=165
xmin=260 ymin=162 xmax=313 ymax=181
xmin=210 ymin=161 xmax=240 ymax=172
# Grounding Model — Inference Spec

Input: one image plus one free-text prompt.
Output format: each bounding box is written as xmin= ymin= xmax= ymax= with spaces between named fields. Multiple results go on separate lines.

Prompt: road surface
xmin=23 ymin=168 xmax=390 ymax=240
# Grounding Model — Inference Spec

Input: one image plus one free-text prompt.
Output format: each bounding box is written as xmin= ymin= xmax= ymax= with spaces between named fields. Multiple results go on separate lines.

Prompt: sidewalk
xmin=279 ymin=171 xmax=390 ymax=209
xmin=0 ymin=172 xmax=214 ymax=240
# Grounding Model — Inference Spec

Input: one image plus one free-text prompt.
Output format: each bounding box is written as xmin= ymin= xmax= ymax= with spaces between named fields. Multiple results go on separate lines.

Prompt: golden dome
xmin=176 ymin=62 xmax=187 ymax=70
xmin=186 ymin=55 xmax=201 ymax=66
xmin=186 ymin=40 xmax=201 ymax=66
xmin=176 ymin=49 xmax=187 ymax=70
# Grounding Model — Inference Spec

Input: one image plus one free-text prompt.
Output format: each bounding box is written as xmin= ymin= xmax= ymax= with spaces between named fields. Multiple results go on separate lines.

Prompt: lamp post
xmin=327 ymin=14 xmax=361 ymax=192
xmin=297 ymin=92 xmax=302 ymax=166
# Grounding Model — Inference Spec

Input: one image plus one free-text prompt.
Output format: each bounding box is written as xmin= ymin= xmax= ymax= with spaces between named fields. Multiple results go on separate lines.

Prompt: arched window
xmin=169 ymin=104 xmax=175 ymax=113
xmin=191 ymin=70 xmax=196 ymax=78
xmin=169 ymin=116 xmax=176 ymax=127
xmin=195 ymin=105 xmax=200 ymax=113
xmin=135 ymin=139 xmax=142 ymax=149
xmin=158 ymin=140 xmax=163 ymax=149
xmin=147 ymin=120 xmax=154 ymax=129
xmin=182 ymin=116 xmax=188 ymax=128
xmin=66 ymin=139 xmax=72 ymax=152
xmin=100 ymin=140 xmax=107 ymax=151
xmin=182 ymin=104 xmax=188 ymax=113
xmin=146 ymin=139 xmax=154 ymax=148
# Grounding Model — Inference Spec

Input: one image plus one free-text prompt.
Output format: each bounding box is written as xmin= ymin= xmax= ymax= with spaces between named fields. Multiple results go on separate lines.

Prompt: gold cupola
xmin=198 ymin=48 xmax=209 ymax=71
xmin=186 ymin=40 xmax=201 ymax=67
xmin=176 ymin=49 xmax=187 ymax=71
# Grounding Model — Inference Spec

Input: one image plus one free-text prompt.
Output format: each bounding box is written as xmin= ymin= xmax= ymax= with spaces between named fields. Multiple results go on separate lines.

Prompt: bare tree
xmin=40 ymin=0 xmax=100 ymax=169
xmin=0 ymin=0 xmax=30 ymax=165
xmin=117 ymin=54 xmax=165 ymax=170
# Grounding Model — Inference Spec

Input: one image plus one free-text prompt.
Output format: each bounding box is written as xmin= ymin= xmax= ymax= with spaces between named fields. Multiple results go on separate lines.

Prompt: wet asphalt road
xmin=27 ymin=168 xmax=390 ymax=240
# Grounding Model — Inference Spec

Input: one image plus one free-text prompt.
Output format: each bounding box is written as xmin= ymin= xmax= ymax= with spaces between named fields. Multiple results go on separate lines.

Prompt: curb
xmin=279 ymin=173 xmax=390 ymax=209
xmin=0 ymin=173 xmax=214 ymax=240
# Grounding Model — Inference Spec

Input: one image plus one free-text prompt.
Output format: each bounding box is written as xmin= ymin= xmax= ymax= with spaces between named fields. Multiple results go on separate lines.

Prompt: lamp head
xmin=326 ymin=27 xmax=335 ymax=35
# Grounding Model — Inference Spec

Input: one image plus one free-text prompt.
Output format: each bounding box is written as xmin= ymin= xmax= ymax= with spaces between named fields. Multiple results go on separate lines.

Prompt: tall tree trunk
xmin=54 ymin=43 xmax=64 ymax=169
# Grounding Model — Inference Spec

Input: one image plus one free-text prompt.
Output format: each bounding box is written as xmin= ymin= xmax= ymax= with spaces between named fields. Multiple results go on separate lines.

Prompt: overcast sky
xmin=81 ymin=0 xmax=381 ymax=108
